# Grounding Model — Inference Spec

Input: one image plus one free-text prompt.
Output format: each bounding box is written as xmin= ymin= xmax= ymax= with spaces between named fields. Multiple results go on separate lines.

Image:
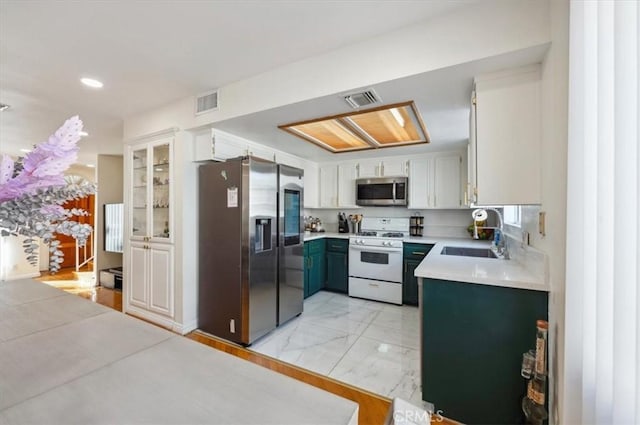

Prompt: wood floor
xmin=35 ymin=268 xmax=457 ymax=425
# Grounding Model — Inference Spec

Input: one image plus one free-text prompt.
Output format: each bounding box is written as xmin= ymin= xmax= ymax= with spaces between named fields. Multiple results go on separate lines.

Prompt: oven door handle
xmin=349 ymin=245 xmax=402 ymax=253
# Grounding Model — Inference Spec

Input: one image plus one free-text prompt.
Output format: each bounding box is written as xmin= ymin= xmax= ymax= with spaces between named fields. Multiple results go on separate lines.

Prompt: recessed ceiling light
xmin=80 ymin=78 xmax=103 ymax=89
xmin=20 ymin=148 xmax=32 ymax=153
xmin=0 ymin=103 xmax=10 ymax=112
xmin=86 ymin=164 xmax=96 ymax=168
xmin=79 ymin=131 xmax=89 ymax=137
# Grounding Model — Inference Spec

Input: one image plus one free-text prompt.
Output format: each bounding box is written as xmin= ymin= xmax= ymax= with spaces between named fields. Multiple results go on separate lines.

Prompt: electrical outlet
xmin=539 ymin=212 xmax=546 ymax=237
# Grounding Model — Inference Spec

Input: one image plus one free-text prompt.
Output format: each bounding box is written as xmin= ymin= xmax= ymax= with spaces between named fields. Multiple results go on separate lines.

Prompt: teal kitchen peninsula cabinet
xmin=402 ymin=243 xmax=433 ymax=305
xmin=422 ymin=278 xmax=548 ymax=424
xmin=304 ymin=239 xmax=326 ymax=298
xmin=325 ymin=238 xmax=349 ymax=293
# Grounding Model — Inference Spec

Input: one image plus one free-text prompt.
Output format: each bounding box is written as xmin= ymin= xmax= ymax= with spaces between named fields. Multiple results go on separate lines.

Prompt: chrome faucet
xmin=472 ymin=208 xmax=509 ymax=258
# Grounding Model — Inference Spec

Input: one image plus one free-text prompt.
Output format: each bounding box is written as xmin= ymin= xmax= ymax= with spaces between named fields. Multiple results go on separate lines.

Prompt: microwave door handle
xmin=392 ymin=183 xmax=396 ymax=201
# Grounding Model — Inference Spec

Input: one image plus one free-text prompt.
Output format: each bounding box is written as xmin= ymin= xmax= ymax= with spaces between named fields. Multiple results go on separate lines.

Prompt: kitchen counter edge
xmin=303 ymin=234 xmax=462 ymax=244
xmin=304 ymin=232 xmax=350 ymax=241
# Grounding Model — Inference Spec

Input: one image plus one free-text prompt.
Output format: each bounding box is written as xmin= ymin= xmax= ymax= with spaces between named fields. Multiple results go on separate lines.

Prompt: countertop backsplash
xmin=503 ymin=205 xmax=548 ymax=284
xmin=304 ymin=207 xmax=471 ymax=238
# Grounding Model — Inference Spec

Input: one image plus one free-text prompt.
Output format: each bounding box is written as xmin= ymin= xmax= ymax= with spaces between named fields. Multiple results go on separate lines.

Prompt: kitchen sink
xmin=440 ymin=246 xmax=499 ymax=259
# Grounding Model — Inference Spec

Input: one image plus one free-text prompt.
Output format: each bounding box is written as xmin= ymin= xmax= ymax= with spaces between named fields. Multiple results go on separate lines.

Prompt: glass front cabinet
xmin=125 ymin=136 xmax=175 ymax=326
xmin=129 ymin=139 xmax=172 ymax=242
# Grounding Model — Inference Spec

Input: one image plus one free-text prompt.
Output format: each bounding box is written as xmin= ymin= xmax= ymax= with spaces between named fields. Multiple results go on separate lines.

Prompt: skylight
xmin=279 ymin=101 xmax=429 ymax=153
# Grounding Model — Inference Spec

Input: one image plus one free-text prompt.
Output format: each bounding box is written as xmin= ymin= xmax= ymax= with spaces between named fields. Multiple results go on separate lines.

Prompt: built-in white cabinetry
xmin=408 ymin=153 xmax=463 ymax=209
xmin=194 ymin=128 xmax=319 ymax=208
xmin=125 ymin=135 xmax=178 ymax=329
xmin=380 ymin=158 xmax=409 ymax=177
xmin=303 ymin=163 xmax=319 ymax=208
xmin=338 ymin=163 xmax=358 ymax=207
xmin=129 ymin=241 xmax=174 ymax=317
xmin=471 ymin=64 xmax=542 ymax=205
xmin=356 ymin=158 xmax=409 ymax=178
xmin=433 ymin=155 xmax=463 ymax=208
xmin=317 ymin=163 xmax=359 ymax=208
xmin=408 ymin=157 xmax=433 ymax=209
xmin=319 ymin=165 xmax=338 ymax=208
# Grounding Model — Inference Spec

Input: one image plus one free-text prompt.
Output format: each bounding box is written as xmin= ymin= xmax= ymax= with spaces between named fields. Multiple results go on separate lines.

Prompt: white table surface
xmin=0 ymin=279 xmax=359 ymax=425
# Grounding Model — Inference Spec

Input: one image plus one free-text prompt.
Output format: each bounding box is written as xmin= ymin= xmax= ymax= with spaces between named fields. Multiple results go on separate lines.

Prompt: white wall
xmin=123 ymin=0 xmax=551 ymax=140
xmin=95 ymin=155 xmax=123 ymax=272
xmin=0 ymin=236 xmax=40 ymax=281
xmin=173 ymin=131 xmax=199 ymax=331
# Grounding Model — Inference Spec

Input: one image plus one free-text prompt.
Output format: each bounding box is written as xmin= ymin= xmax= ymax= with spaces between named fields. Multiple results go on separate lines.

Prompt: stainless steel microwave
xmin=355 ymin=177 xmax=408 ymax=206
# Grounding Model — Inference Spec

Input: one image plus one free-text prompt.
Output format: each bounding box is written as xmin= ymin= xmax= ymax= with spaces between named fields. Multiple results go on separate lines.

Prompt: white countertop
xmin=414 ymin=239 xmax=549 ymax=292
xmin=0 ymin=279 xmax=359 ymax=424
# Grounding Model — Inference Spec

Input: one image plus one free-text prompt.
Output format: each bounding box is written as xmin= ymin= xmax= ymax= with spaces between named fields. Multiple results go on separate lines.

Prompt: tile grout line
xmin=327 ymin=307 xmax=382 ymax=377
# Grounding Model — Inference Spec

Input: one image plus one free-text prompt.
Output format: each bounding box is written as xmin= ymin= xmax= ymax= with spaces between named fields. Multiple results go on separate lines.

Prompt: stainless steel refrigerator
xmin=277 ymin=164 xmax=304 ymax=326
xmin=198 ymin=156 xmax=278 ymax=345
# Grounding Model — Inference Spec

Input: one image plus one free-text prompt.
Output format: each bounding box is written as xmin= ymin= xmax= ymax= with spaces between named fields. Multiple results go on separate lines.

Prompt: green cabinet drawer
xmin=403 ymin=242 xmax=433 ymax=261
xmin=402 ymin=243 xmax=433 ymax=305
xmin=326 ymin=238 xmax=348 ymax=253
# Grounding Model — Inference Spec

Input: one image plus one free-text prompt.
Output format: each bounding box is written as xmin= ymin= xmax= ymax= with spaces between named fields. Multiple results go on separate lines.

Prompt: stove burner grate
xmin=381 ymin=232 xmax=405 ymax=238
xmin=356 ymin=231 xmax=377 ymax=237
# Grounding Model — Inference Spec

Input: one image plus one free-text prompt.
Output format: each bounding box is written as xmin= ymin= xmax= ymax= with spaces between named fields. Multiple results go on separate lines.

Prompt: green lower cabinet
xmin=304 ymin=239 xmax=326 ymax=299
xmin=402 ymin=259 xmax=422 ymax=305
xmin=325 ymin=251 xmax=348 ymax=293
xmin=422 ymin=278 xmax=548 ymax=424
xmin=402 ymin=243 xmax=433 ymax=306
xmin=325 ymin=238 xmax=348 ymax=293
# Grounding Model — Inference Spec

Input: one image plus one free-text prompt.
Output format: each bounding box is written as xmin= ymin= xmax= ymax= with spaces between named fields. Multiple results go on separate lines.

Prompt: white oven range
xmin=348 ymin=217 xmax=409 ymax=305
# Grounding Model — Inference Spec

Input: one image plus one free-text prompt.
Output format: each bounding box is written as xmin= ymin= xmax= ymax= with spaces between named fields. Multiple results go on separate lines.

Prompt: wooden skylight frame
xmin=278 ymin=101 xmax=430 ymax=153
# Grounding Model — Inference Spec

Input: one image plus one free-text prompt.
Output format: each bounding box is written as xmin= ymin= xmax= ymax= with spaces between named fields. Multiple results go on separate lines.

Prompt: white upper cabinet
xmin=355 ymin=157 xmax=409 ymax=178
xmin=128 ymin=138 xmax=173 ymax=242
xmin=380 ymin=158 xmax=409 ymax=177
xmin=319 ymin=164 xmax=338 ymax=208
xmin=317 ymin=163 xmax=359 ymax=208
xmin=408 ymin=157 xmax=433 ymax=209
xmin=356 ymin=159 xmax=381 ymax=178
xmin=408 ymin=153 xmax=463 ymax=209
xmin=337 ymin=163 xmax=358 ymax=208
xmin=472 ymin=65 xmax=542 ymax=205
xmin=433 ymin=155 xmax=462 ymax=208
xmin=302 ymin=162 xmax=319 ymax=208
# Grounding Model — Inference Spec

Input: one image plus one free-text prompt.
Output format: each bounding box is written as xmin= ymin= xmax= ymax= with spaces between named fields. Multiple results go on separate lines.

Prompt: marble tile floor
xmin=250 ymin=290 xmax=425 ymax=407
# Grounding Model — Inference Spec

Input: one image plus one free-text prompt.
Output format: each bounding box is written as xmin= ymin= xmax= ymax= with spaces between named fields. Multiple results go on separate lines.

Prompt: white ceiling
xmin=214 ymin=44 xmax=550 ymax=161
xmin=0 ymin=0 xmax=478 ymax=164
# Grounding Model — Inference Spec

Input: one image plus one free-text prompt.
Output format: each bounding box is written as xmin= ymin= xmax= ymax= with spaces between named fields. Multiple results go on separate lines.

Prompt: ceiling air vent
xmin=195 ymin=90 xmax=219 ymax=115
xmin=343 ymin=89 xmax=381 ymax=109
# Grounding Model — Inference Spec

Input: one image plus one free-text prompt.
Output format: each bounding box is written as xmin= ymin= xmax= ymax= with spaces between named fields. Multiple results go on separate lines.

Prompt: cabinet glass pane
xmin=152 ymin=144 xmax=170 ymax=238
xmin=132 ymin=148 xmax=147 ymax=237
